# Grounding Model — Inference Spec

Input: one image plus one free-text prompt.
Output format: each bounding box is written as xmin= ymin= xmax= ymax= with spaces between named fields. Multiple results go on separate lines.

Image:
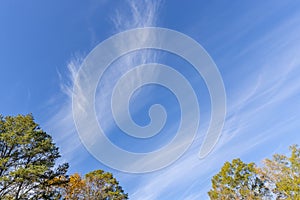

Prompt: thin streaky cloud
xmin=45 ymin=1 xmax=300 ymax=199
xmin=128 ymin=11 xmax=300 ymax=199
xmin=47 ymin=0 xmax=163 ymax=165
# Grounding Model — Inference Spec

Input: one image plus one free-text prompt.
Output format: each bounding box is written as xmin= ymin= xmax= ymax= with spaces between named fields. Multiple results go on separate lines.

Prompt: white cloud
xmin=127 ymin=7 xmax=300 ymax=200
xmin=46 ymin=1 xmax=300 ymax=199
xmin=45 ymin=0 xmax=164 ymax=170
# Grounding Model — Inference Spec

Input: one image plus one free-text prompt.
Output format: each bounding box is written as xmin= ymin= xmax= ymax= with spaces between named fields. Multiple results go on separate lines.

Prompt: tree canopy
xmin=258 ymin=145 xmax=300 ymax=199
xmin=62 ymin=170 xmax=128 ymax=200
xmin=209 ymin=145 xmax=300 ymax=199
xmin=0 ymin=114 xmax=128 ymax=199
xmin=0 ymin=114 xmax=69 ymax=199
xmin=208 ymin=158 xmax=269 ymax=200
xmin=1 ymin=114 xmax=298 ymax=200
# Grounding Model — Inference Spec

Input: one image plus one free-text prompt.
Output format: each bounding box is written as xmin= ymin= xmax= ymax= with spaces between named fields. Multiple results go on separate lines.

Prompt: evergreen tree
xmin=0 ymin=114 xmax=68 ymax=199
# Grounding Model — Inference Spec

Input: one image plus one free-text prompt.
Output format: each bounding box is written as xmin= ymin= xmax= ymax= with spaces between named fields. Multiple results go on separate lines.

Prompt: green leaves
xmin=258 ymin=145 xmax=300 ymax=199
xmin=209 ymin=145 xmax=300 ymax=199
xmin=0 ymin=114 xmax=68 ymax=199
xmin=0 ymin=114 xmax=128 ymax=199
xmin=208 ymin=158 xmax=269 ymax=200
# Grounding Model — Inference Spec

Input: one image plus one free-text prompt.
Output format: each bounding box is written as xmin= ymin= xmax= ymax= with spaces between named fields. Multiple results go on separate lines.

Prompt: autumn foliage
xmin=62 ymin=170 xmax=128 ymax=200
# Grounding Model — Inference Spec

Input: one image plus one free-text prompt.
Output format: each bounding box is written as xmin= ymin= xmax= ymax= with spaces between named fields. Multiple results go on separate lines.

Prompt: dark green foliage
xmin=0 ymin=114 xmax=68 ymax=199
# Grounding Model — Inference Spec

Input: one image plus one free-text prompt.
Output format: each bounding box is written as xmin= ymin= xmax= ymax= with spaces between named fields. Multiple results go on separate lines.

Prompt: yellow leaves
xmin=61 ymin=171 xmax=128 ymax=200
xmin=63 ymin=173 xmax=86 ymax=200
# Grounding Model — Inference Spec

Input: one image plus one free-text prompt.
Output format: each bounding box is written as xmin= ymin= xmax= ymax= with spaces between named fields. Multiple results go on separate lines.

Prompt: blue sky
xmin=1 ymin=0 xmax=300 ymax=199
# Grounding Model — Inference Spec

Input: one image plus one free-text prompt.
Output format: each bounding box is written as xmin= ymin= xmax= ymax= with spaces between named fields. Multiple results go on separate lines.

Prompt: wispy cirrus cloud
xmin=126 ymin=5 xmax=300 ymax=199
xmin=46 ymin=0 xmax=163 ymax=168
xmin=46 ymin=1 xmax=300 ymax=199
